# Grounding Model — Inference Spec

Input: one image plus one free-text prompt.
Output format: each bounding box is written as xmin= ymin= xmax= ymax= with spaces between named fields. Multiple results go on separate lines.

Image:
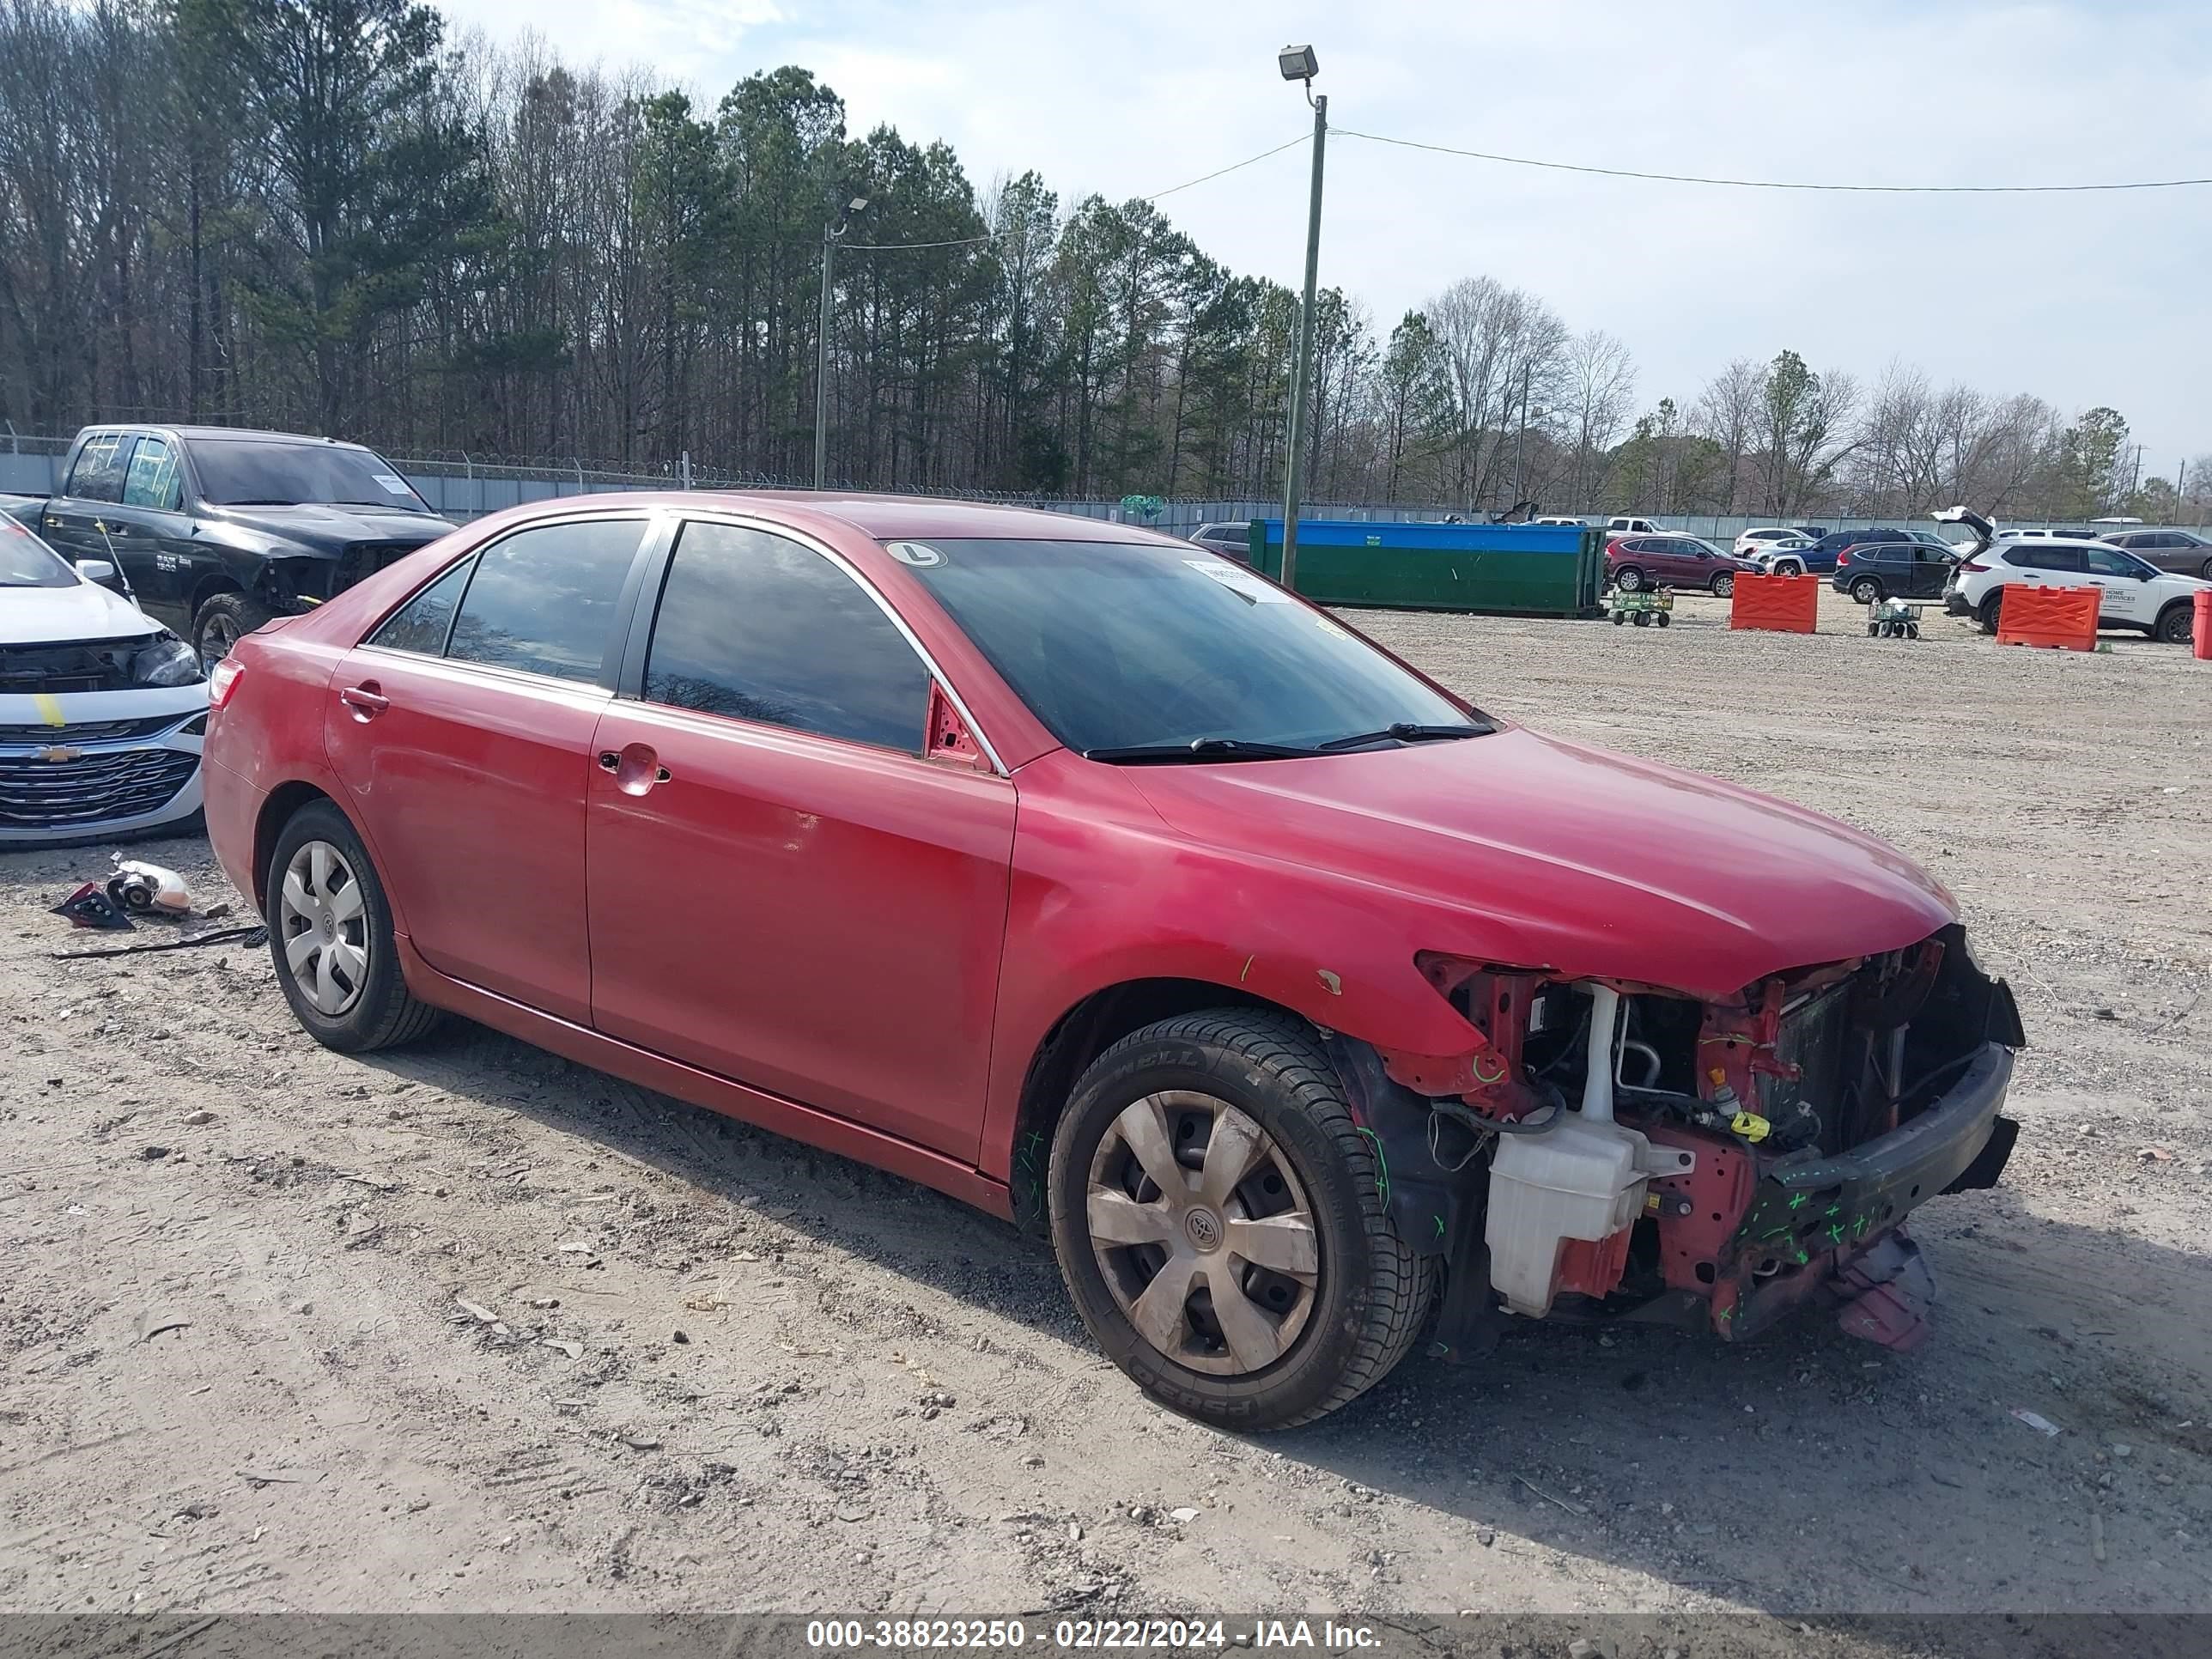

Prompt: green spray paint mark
xmin=1356 ymin=1127 xmax=1390 ymax=1209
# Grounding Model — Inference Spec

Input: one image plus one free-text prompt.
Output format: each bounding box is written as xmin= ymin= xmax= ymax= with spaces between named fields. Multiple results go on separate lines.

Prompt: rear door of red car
xmin=582 ymin=514 xmax=1015 ymax=1161
xmin=325 ymin=512 xmax=653 ymax=1025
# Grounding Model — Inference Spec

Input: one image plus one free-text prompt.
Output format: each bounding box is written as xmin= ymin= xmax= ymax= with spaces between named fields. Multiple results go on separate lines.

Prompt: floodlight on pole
xmin=1276 ymin=45 xmax=1326 ymax=594
xmin=814 ymin=197 xmax=869 ymax=489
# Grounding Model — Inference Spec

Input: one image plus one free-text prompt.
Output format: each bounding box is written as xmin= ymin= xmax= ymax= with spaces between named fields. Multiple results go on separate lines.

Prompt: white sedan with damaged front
xmin=0 ymin=517 xmax=208 ymax=845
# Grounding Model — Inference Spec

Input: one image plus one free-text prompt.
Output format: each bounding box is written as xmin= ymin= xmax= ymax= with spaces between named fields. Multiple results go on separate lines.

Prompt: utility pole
xmin=1277 ymin=46 xmax=1327 ymax=593
xmin=813 ymin=195 xmax=868 ymax=490
xmin=1509 ymin=361 xmax=1534 ymax=508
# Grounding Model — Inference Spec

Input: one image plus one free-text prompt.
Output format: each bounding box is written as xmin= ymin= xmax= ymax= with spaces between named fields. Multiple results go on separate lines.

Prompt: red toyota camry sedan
xmin=204 ymin=494 xmax=2022 ymax=1429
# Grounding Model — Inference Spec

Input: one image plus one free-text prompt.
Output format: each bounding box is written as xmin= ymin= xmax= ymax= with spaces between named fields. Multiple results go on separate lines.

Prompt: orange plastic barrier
xmin=2195 ymin=589 xmax=2211 ymax=661
xmin=1728 ymin=573 xmax=1819 ymax=634
xmin=1996 ymin=584 xmax=2100 ymax=652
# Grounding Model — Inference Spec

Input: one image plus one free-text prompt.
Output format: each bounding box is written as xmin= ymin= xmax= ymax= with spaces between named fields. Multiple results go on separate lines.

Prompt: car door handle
xmin=338 ymin=683 xmax=389 ymax=720
xmin=599 ymin=745 xmax=670 ymax=793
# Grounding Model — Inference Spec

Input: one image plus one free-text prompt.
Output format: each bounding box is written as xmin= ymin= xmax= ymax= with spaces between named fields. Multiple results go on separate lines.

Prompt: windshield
xmin=191 ymin=439 xmax=431 ymax=512
xmin=898 ymin=538 xmax=1480 ymax=756
xmin=1 ymin=516 xmax=76 ymax=587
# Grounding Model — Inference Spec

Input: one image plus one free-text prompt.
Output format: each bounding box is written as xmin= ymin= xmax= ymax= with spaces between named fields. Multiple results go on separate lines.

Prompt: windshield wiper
xmin=1316 ymin=720 xmax=1494 ymax=751
xmin=1082 ymin=737 xmax=1322 ymax=764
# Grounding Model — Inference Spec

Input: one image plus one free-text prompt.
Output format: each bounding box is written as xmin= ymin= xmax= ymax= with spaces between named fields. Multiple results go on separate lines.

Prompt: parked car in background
xmin=1733 ymin=526 xmax=1808 ymax=559
xmin=1786 ymin=527 xmax=1911 ymax=574
xmin=4 ymin=425 xmax=456 ymax=665
xmin=1187 ymin=521 xmax=1254 ymax=563
xmin=1602 ymin=514 xmax=1665 ymax=538
xmin=1828 ymin=540 xmax=1960 ymax=604
xmin=0 ymin=514 xmax=206 ymax=845
xmin=2099 ymin=526 xmax=2212 ymax=580
xmin=1533 ymin=515 xmax=1589 ymax=526
xmin=202 ymin=490 xmax=2021 ymax=1429
xmin=1745 ymin=536 xmax=1817 ymax=574
xmin=1939 ymin=510 xmax=2205 ymax=642
xmin=1605 ymin=534 xmax=1758 ymax=595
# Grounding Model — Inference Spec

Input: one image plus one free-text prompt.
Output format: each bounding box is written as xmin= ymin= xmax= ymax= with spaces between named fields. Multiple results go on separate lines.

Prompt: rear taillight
xmin=1962 ymin=559 xmax=1990 ymax=572
xmin=1836 ymin=550 xmax=1850 ymax=566
xmin=208 ymin=656 xmax=246 ymax=709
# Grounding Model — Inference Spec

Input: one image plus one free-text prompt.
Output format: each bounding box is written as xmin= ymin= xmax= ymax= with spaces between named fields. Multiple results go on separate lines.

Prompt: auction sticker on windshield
xmin=1184 ymin=559 xmax=1291 ymax=602
xmin=371 ymin=473 xmax=412 ymax=494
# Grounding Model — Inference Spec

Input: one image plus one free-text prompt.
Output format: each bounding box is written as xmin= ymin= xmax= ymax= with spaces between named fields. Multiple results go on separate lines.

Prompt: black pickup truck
xmin=3 ymin=425 xmax=455 ymax=664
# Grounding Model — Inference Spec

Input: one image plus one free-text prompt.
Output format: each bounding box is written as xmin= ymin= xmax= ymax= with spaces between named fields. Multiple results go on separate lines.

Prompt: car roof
xmin=495 ymin=489 xmax=1186 ymax=546
xmin=79 ymin=422 xmax=379 ymax=451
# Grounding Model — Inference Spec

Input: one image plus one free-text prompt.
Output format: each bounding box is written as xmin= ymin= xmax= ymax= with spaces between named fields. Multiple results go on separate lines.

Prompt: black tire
xmin=1978 ymin=592 xmax=2004 ymax=635
xmin=1614 ymin=566 xmax=1645 ymax=592
xmin=194 ymin=592 xmax=276 ymax=666
xmin=265 ymin=799 xmax=443 ymax=1053
xmin=1774 ymin=559 xmax=1804 ymax=577
xmin=1850 ymin=576 xmax=1882 ymax=605
xmin=1905 ymin=623 xmax=1919 ymax=639
xmin=1632 ymin=611 xmax=1650 ymax=627
xmin=2154 ymin=602 xmax=2195 ymax=645
xmin=1710 ymin=573 xmax=1735 ymax=597
xmin=1868 ymin=621 xmax=1881 ymax=636
xmin=1047 ymin=1011 xmax=1435 ymax=1431
xmin=1611 ymin=612 xmax=1625 ymax=626
xmin=1655 ymin=611 xmax=1671 ymax=628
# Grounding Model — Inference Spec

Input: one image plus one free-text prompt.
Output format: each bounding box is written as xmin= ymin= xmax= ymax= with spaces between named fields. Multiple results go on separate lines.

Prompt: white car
xmin=1733 ymin=526 xmax=1808 ymax=559
xmin=0 ymin=517 xmax=208 ymax=845
xmin=1938 ymin=507 xmax=2206 ymax=644
xmin=1747 ymin=536 xmax=1818 ymax=574
xmin=1602 ymin=515 xmax=1665 ymax=538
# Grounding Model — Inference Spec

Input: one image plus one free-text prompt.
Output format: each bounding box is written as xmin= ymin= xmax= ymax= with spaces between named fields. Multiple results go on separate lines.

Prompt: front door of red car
xmin=325 ymin=514 xmax=652 ymax=1025
xmin=584 ymin=517 xmax=1015 ymax=1162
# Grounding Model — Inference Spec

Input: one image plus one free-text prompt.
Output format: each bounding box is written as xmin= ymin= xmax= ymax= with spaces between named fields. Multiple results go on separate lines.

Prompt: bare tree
xmin=1690 ymin=357 xmax=1764 ymax=515
xmin=1561 ymin=328 xmax=1636 ymax=513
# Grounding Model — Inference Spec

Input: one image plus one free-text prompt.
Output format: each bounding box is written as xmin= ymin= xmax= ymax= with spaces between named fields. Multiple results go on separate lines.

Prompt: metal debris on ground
xmin=2010 ymin=1407 xmax=2064 ymax=1437
xmin=52 ymin=924 xmax=266 ymax=960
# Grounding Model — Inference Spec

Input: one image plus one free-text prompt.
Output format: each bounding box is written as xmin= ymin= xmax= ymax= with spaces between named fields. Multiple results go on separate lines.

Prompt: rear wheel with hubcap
xmin=1048 ymin=1012 xmax=1433 ymax=1431
xmin=2155 ymin=601 xmax=2195 ymax=645
xmin=1850 ymin=576 xmax=1881 ymax=605
xmin=1613 ymin=566 xmax=1645 ymax=592
xmin=1978 ymin=592 xmax=2005 ymax=635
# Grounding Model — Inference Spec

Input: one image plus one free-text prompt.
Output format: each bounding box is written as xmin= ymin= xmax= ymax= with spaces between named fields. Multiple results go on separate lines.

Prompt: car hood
xmin=1125 ymin=727 xmax=1955 ymax=1000
xmin=200 ymin=502 xmax=454 ymax=555
xmin=0 ymin=579 xmax=163 ymax=646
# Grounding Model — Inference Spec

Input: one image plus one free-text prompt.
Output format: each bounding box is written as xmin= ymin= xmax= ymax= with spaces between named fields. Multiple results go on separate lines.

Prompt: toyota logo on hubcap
xmin=1183 ymin=1209 xmax=1223 ymax=1252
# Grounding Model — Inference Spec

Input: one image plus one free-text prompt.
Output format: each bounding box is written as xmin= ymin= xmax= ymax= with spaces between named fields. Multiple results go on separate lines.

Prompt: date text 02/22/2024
xmin=803 ymin=1619 xmax=1382 ymax=1650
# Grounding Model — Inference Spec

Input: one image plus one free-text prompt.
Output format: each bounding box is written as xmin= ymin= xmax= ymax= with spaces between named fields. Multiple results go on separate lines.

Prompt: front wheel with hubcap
xmin=1710 ymin=572 xmax=1735 ymax=597
xmin=1048 ymin=1012 xmax=1434 ymax=1431
xmin=267 ymin=799 xmax=444 ymax=1053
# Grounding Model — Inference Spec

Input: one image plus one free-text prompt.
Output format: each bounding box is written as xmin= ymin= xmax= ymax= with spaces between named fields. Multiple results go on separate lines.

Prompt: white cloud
xmin=440 ymin=0 xmax=2212 ymax=463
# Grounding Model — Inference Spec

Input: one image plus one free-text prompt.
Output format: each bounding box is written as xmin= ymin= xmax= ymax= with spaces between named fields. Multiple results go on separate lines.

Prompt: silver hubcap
xmin=1086 ymin=1091 xmax=1320 ymax=1376
xmin=201 ymin=617 xmax=239 ymax=666
xmin=278 ymin=841 xmax=369 ymax=1016
xmin=1618 ymin=569 xmax=1641 ymax=590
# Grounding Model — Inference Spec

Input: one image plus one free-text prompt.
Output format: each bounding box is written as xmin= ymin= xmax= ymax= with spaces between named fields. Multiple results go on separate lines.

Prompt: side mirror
xmin=76 ymin=558 xmax=116 ymax=584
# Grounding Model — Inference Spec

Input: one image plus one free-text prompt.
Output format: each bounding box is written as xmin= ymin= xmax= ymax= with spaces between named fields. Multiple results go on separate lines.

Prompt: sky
xmin=441 ymin=0 xmax=2212 ymax=475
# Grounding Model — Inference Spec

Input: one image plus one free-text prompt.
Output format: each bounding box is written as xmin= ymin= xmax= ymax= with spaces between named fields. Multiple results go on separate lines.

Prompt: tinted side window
xmin=369 ymin=557 xmax=477 ymax=655
xmin=122 ymin=436 xmax=183 ymax=510
xmin=2031 ymin=548 xmax=2087 ymax=572
xmin=642 ymin=521 xmax=929 ymax=752
xmin=2084 ymin=548 xmax=2146 ymax=579
xmin=447 ymin=520 xmax=645 ymax=683
xmin=67 ymin=433 xmax=136 ymax=503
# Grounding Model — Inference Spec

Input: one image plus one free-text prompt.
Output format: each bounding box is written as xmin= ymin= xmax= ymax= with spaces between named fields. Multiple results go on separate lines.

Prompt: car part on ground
xmin=202 ymin=489 xmax=2026 ymax=1429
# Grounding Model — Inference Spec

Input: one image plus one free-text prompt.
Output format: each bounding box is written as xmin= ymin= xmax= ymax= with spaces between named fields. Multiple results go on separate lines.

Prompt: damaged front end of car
xmin=1333 ymin=924 xmax=2024 ymax=1359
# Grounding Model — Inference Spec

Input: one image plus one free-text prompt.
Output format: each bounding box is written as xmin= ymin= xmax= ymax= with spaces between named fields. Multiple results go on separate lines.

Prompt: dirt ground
xmin=3 ymin=587 xmax=2208 ymax=1628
